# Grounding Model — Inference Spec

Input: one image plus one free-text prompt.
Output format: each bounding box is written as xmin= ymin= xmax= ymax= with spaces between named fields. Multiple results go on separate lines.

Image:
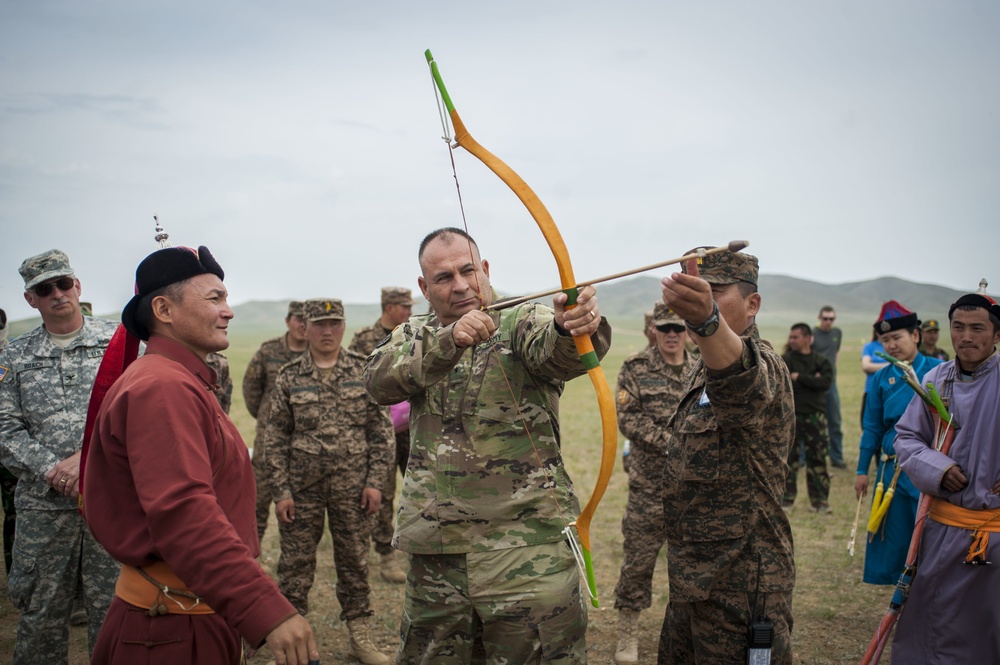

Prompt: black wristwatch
xmin=686 ymin=302 xmax=721 ymax=337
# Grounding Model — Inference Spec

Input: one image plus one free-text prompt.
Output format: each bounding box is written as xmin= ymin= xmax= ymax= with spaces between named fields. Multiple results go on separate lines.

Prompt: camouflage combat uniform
xmin=658 ymin=325 xmax=796 ymax=665
xmin=0 ymin=321 xmax=16 ymax=575
xmin=0 ymin=317 xmax=120 ymax=662
xmin=781 ymin=349 xmax=833 ymax=509
xmin=205 ymin=351 xmax=233 ymax=414
xmin=349 ymin=320 xmax=410 ymax=559
xmin=613 ymin=345 xmax=694 ymax=611
xmin=364 ymin=298 xmax=612 ymax=663
xmin=242 ymin=333 xmax=304 ymax=542
xmin=266 ymin=347 xmax=393 ymax=619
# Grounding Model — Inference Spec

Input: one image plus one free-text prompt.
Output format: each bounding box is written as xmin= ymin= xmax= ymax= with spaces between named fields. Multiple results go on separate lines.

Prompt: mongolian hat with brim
xmin=121 ymin=246 xmax=225 ymax=340
xmin=874 ymin=300 xmax=919 ymax=334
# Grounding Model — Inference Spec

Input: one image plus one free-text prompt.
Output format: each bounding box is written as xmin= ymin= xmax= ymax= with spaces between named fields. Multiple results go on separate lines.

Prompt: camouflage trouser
xmin=1 ymin=464 xmax=16 ymax=574
xmin=398 ymin=541 xmax=588 ymax=664
xmin=372 ymin=430 xmax=410 ymax=556
xmin=8 ymin=508 xmax=117 ymax=663
xmin=784 ymin=411 xmax=831 ymax=508
xmin=614 ymin=446 xmax=667 ymax=611
xmin=657 ymin=589 xmax=793 ymax=665
xmin=251 ymin=436 xmax=271 ymax=544
xmin=276 ymin=477 xmax=374 ymax=621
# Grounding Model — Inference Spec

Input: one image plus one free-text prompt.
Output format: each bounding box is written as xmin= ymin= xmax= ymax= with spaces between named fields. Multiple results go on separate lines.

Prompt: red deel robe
xmin=84 ymin=335 xmax=296 ymax=656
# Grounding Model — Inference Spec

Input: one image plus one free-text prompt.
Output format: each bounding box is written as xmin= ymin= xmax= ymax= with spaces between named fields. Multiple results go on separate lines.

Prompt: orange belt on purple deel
xmin=115 ymin=561 xmax=215 ymax=615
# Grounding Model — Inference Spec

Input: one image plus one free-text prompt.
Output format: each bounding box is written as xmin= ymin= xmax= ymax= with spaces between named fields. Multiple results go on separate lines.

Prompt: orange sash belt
xmin=928 ymin=498 xmax=1000 ymax=563
xmin=115 ymin=562 xmax=215 ymax=615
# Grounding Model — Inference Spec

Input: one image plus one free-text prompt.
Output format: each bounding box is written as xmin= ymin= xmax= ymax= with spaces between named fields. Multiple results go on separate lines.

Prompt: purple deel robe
xmin=891 ymin=352 xmax=1000 ymax=663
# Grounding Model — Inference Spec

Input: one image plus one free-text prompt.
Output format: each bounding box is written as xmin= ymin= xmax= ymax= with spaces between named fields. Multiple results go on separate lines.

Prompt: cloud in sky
xmin=2 ymin=1 xmax=998 ymax=323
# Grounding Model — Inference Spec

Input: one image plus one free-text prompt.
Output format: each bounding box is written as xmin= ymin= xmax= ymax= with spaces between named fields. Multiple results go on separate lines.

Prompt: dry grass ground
xmin=1 ymin=319 xmax=946 ymax=663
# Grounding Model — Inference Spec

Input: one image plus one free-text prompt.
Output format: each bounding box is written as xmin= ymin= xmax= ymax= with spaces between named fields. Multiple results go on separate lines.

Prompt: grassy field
xmin=0 ymin=317 xmax=947 ymax=663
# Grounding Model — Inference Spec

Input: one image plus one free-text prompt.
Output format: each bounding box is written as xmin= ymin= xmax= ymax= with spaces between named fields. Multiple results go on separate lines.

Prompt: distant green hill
xmin=5 ymin=276 xmax=968 ymax=339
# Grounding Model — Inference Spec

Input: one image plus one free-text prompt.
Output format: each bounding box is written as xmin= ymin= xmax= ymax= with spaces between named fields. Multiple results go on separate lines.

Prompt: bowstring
xmin=428 ymin=75 xmax=586 ymax=576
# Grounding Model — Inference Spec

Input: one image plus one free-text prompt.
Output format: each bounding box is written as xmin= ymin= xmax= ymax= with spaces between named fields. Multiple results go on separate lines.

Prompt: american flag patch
xmin=0 ymin=366 xmax=8 ymax=382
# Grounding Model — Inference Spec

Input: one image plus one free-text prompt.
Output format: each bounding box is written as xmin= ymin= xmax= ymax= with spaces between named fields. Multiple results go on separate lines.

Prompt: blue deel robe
xmin=856 ymin=352 xmax=942 ymax=584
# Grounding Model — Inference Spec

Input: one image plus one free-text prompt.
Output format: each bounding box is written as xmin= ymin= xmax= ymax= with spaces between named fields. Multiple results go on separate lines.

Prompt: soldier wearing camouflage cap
xmin=348 ymin=287 xmax=415 ymax=585
xmin=612 ymin=302 xmax=694 ymax=664
xmin=918 ymin=317 xmax=950 ymax=361
xmin=242 ymin=300 xmax=308 ymax=544
xmin=267 ymin=298 xmax=394 ymax=664
xmin=364 ymin=227 xmax=610 ymax=663
xmin=0 ymin=249 xmax=119 ymax=661
xmin=658 ymin=246 xmax=795 ymax=663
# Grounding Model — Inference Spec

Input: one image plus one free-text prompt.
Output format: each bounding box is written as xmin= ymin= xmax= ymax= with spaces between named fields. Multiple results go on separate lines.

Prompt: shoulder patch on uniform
xmin=617 ymin=389 xmax=631 ymax=407
xmin=0 ymin=366 xmax=8 ymax=382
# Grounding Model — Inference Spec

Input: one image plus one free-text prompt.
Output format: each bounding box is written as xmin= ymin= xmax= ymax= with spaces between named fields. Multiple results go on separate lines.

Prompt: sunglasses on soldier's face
xmin=656 ymin=324 xmax=686 ymax=334
xmin=33 ymin=276 xmax=75 ymax=297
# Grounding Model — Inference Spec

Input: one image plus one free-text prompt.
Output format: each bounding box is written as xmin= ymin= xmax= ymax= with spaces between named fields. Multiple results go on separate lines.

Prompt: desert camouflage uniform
xmin=614 ymin=346 xmax=694 ymax=611
xmin=242 ymin=333 xmax=303 ymax=542
xmin=205 ymin=351 xmax=233 ymax=414
xmin=0 ymin=317 xmax=119 ymax=662
xmin=364 ymin=296 xmax=612 ymax=663
xmin=349 ymin=320 xmax=394 ymax=358
xmin=658 ymin=325 xmax=796 ymax=665
xmin=266 ymin=347 xmax=393 ymax=619
xmin=349 ymin=320 xmax=409 ymax=558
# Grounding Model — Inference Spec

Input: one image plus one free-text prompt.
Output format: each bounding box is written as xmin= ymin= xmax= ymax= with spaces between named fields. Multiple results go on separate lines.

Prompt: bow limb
xmin=426 ymin=50 xmax=617 ymax=607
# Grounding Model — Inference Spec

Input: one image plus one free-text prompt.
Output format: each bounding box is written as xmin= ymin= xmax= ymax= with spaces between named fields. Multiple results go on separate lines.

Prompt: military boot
xmin=347 ymin=617 xmax=390 ymax=665
xmin=379 ymin=552 xmax=406 ymax=584
xmin=614 ymin=609 xmax=640 ymax=664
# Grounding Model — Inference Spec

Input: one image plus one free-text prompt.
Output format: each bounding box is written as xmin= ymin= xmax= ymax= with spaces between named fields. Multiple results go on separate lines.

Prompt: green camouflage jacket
xmin=0 ymin=317 xmax=118 ymax=510
xmin=663 ymin=324 xmax=796 ymax=601
xmin=348 ymin=319 xmax=393 ymax=357
xmin=266 ymin=348 xmax=393 ymax=503
xmin=363 ymin=300 xmax=612 ymax=554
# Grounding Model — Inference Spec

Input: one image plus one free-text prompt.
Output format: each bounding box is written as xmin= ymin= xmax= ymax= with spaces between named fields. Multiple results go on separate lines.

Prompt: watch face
xmin=703 ymin=320 xmax=720 ymax=336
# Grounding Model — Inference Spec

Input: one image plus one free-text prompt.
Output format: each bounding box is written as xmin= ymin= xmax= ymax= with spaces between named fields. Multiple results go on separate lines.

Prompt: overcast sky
xmin=2 ymin=1 xmax=997 ymax=323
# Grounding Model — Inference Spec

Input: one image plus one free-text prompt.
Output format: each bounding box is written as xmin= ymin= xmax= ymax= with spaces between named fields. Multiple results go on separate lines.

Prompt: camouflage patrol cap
xmin=681 ymin=246 xmax=759 ymax=286
xmin=381 ymin=287 xmax=413 ymax=307
xmin=19 ymin=249 xmax=75 ymax=290
xmin=304 ymin=298 xmax=345 ymax=322
xmin=921 ymin=319 xmax=940 ymax=332
xmin=652 ymin=303 xmax=683 ymax=327
xmin=287 ymin=300 xmax=306 ymax=318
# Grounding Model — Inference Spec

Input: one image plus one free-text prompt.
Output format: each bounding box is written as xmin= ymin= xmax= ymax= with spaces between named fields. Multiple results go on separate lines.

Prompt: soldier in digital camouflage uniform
xmin=348 ymin=287 xmax=414 ymax=584
xmin=0 ymin=250 xmax=119 ymax=663
xmin=267 ymin=298 xmax=394 ymax=665
xmin=242 ymin=300 xmax=307 ymax=544
xmin=0 ymin=305 xmax=15 ymax=575
xmin=205 ymin=351 xmax=233 ymax=413
xmin=612 ymin=303 xmax=695 ymax=664
xmin=658 ymin=247 xmax=795 ymax=664
xmin=781 ymin=323 xmax=833 ymax=512
xmin=364 ymin=227 xmax=611 ymax=664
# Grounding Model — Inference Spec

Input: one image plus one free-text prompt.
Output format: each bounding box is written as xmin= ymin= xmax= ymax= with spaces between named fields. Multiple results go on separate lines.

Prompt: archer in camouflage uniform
xmin=267 ymin=298 xmax=394 ymax=664
xmin=612 ymin=303 xmax=695 ymax=664
xmin=242 ymin=301 xmax=307 ymax=543
xmin=348 ymin=287 xmax=414 ymax=584
xmin=781 ymin=323 xmax=833 ymax=512
xmin=0 ymin=250 xmax=118 ymax=663
xmin=364 ymin=228 xmax=611 ymax=664
xmin=657 ymin=247 xmax=795 ymax=665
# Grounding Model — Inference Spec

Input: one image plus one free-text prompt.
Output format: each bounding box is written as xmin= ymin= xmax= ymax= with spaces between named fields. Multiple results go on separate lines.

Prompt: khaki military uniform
xmin=0 ymin=317 xmax=119 ymax=661
xmin=266 ymin=348 xmax=393 ymax=619
xmin=614 ymin=346 xmax=694 ymax=611
xmin=364 ymin=297 xmax=612 ymax=663
xmin=242 ymin=333 xmax=303 ymax=542
xmin=349 ymin=320 xmax=394 ymax=358
xmin=658 ymin=325 xmax=796 ymax=664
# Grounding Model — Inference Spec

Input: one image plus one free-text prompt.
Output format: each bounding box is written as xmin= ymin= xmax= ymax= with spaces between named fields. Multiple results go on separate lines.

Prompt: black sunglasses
xmin=33 ymin=276 xmax=75 ymax=297
xmin=656 ymin=324 xmax=686 ymax=334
